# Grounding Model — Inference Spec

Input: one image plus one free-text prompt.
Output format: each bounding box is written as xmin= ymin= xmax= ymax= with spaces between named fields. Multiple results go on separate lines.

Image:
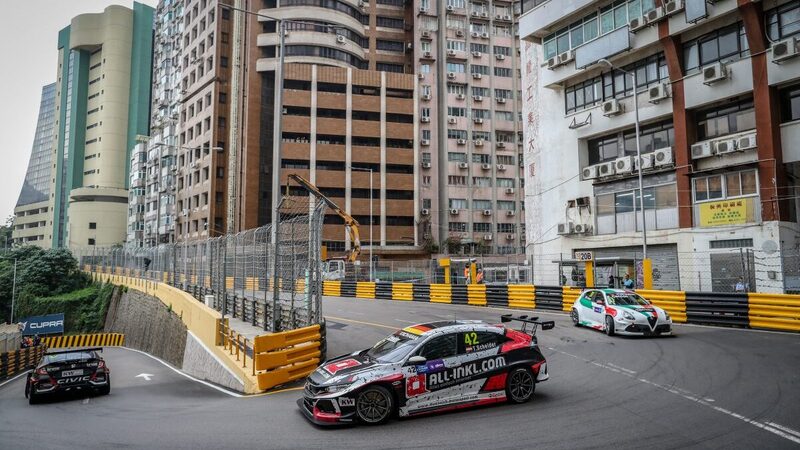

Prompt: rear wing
xmin=501 ymin=314 xmax=555 ymax=336
xmin=45 ymin=347 xmax=103 ymax=356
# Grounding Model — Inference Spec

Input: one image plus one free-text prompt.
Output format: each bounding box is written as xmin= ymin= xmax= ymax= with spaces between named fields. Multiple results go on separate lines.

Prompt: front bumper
xmin=614 ymin=319 xmax=672 ymax=336
xmin=297 ymin=396 xmax=357 ymax=426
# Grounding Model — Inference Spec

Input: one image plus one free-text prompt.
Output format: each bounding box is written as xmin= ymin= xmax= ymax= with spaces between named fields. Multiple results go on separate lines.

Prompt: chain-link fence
xmin=75 ymin=196 xmax=327 ymax=333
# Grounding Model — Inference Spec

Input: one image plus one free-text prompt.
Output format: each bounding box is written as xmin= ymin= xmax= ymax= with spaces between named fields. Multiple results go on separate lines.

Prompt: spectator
xmin=623 ymin=274 xmax=634 ymax=289
xmin=608 ymin=274 xmax=615 ymax=288
xmin=476 ymin=268 xmax=484 ymax=284
xmin=463 ymin=265 xmax=470 ymax=284
xmin=735 ymin=277 xmax=746 ymax=292
xmin=33 ymin=335 xmax=41 ymax=347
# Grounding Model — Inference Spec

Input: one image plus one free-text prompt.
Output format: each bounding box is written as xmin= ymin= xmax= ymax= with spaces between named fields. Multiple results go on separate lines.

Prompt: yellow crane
xmin=287 ymin=174 xmax=361 ymax=263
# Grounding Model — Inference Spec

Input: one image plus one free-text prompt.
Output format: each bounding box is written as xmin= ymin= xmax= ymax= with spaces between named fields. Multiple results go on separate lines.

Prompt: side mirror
xmin=406 ymin=355 xmax=426 ymax=365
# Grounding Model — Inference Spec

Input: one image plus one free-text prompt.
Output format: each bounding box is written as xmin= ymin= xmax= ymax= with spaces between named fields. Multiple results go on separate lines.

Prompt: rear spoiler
xmin=501 ymin=314 xmax=555 ymax=335
xmin=45 ymin=347 xmax=103 ymax=355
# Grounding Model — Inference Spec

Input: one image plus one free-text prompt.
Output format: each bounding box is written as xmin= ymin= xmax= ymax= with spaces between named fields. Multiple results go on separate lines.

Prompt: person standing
xmin=623 ymin=274 xmax=634 ymax=289
xmin=734 ymin=277 xmax=746 ymax=293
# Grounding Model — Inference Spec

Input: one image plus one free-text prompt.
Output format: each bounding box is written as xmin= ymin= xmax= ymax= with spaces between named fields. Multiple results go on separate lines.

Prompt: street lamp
xmin=598 ymin=59 xmax=648 ymax=262
xmin=350 ymin=166 xmax=374 ymax=282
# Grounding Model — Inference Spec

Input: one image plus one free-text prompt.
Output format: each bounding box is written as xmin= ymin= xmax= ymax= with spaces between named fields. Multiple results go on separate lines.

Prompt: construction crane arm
xmin=287 ymin=174 xmax=361 ymax=262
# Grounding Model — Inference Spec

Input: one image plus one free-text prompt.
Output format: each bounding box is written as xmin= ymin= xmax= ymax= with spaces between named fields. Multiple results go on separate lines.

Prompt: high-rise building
xmin=520 ymin=0 xmax=800 ymax=292
xmin=12 ymin=83 xmax=57 ymax=248
xmin=128 ymin=0 xmax=184 ymax=247
xmin=413 ymin=0 xmax=526 ymax=255
xmin=47 ymin=3 xmax=155 ymax=249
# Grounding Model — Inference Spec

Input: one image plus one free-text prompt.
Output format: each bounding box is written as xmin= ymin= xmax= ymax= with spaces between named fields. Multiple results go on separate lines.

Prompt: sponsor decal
xmin=593 ymin=306 xmax=602 ymax=313
xmin=397 ymin=331 xmax=419 ymax=341
xmin=323 ymin=359 xmax=361 ymax=375
xmin=427 ymin=356 xmax=506 ymax=390
xmin=465 ymin=342 xmax=497 ymax=353
xmin=415 ymin=359 xmax=445 ymax=374
xmin=406 ymin=374 xmax=427 ymax=397
xmin=20 ymin=313 xmax=65 ymax=335
xmin=57 ymin=375 xmax=91 ymax=384
xmin=338 ymin=397 xmax=355 ymax=407
xmin=401 ymin=325 xmax=431 ymax=336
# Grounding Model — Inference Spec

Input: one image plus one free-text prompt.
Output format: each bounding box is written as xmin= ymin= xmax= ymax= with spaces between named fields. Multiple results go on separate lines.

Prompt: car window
xmin=459 ymin=331 xmax=505 ymax=354
xmin=607 ymin=292 xmax=650 ymax=306
xmin=594 ymin=292 xmax=606 ymax=304
xmin=584 ymin=291 xmax=595 ymax=302
xmin=366 ymin=331 xmax=419 ymax=363
xmin=418 ymin=334 xmax=457 ymax=360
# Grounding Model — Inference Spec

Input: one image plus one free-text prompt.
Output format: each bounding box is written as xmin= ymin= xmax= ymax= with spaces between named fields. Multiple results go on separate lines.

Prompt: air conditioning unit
xmin=473 ymin=117 xmax=484 ymax=124
xmin=602 ymin=99 xmax=622 ymax=116
xmin=506 ymin=210 xmax=515 ymax=217
xmin=663 ymin=0 xmax=684 ymax=16
xmin=503 ymin=15 xmax=511 ymax=21
xmin=506 ymin=234 xmax=516 ymax=240
xmin=615 ymin=156 xmax=634 ymax=174
xmin=446 ymin=5 xmax=454 ymax=11
xmin=457 ymin=138 xmax=467 ymax=145
xmin=496 ymin=142 xmax=506 ymax=149
xmin=629 ymin=16 xmax=648 ymax=32
xmin=494 ymin=14 xmax=501 ymax=19
xmin=421 ymin=31 xmax=431 ymax=39
xmin=181 ymin=208 xmax=189 ymax=217
xmin=483 ymin=234 xmax=493 ymax=241
xmin=420 ymin=138 xmax=430 ymax=146
xmin=582 ymin=164 xmax=599 ymax=180
xmin=471 ymin=32 xmax=480 ymax=38
xmin=472 ymin=73 xmax=483 ymax=79
xmin=645 ymin=6 xmax=665 ymax=23
xmin=653 ymin=147 xmax=674 ymax=167
xmin=574 ymin=223 xmax=592 ymax=234
xmin=447 ymin=49 xmax=456 ymax=56
xmin=419 ymin=6 xmax=428 ymax=13
xmin=474 ymin=139 xmax=485 ymax=147
xmin=458 ymin=162 xmax=469 ymax=169
xmin=418 ymin=73 xmax=425 ymax=79
xmin=482 ymin=209 xmax=492 ymax=216
xmin=473 ymin=95 xmax=483 ymax=102
xmin=448 ymin=117 xmax=457 ymax=124
xmin=423 ymin=51 xmax=433 ymax=58
xmin=447 ymin=72 xmax=456 ymax=79
xmin=558 ymin=50 xmax=575 ymax=65
xmin=736 ymin=133 xmax=757 ymax=151
xmin=714 ymin=139 xmax=737 ymax=155
xmin=336 ymin=35 xmax=346 ymax=44
xmin=190 ymin=161 xmax=199 ymax=169
xmin=497 ymin=164 xmax=506 ymax=171
xmin=702 ymin=62 xmax=728 ymax=85
xmin=691 ymin=141 xmax=715 ymax=159
xmin=481 ymin=32 xmax=490 ymax=39
xmin=450 ymin=208 xmax=460 ymax=215
xmin=597 ymin=161 xmax=616 ymax=177
xmin=648 ymin=83 xmax=670 ymax=103
xmin=481 ymin=163 xmax=492 ymax=170
xmin=472 ymin=51 xmax=482 ymax=57
xmin=420 ymin=116 xmax=430 ymax=123
xmin=637 ymin=153 xmax=655 ymax=170
xmin=546 ymin=56 xmax=559 ymax=69
xmin=771 ymin=37 xmax=799 ymax=63
xmin=423 ymin=233 xmax=432 ymax=240
xmin=505 ymin=187 xmax=515 ymax=194
xmin=496 ymin=54 xmax=505 ymax=61
xmin=472 ymin=11 xmax=480 ymax=17
xmin=420 ymin=208 xmax=430 ymax=216
xmin=456 ymin=30 xmax=465 ymax=37
xmin=422 ymin=161 xmax=432 ymax=168
xmin=421 ymin=94 xmax=431 ymax=101
xmin=496 ymin=97 xmax=507 ymax=104
xmin=557 ymin=222 xmax=574 ymax=235
xmin=456 ymin=93 xmax=466 ymax=100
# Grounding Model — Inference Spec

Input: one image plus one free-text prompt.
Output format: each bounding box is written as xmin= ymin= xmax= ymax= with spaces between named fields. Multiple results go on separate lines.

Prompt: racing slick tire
xmin=505 ymin=367 xmax=535 ymax=404
xmin=28 ymin=390 xmax=41 ymax=405
xmin=355 ymin=385 xmax=394 ymax=425
xmin=605 ymin=315 xmax=615 ymax=336
xmin=98 ymin=375 xmax=111 ymax=396
xmin=571 ymin=308 xmax=580 ymax=327
xmin=24 ymin=374 xmax=31 ymax=399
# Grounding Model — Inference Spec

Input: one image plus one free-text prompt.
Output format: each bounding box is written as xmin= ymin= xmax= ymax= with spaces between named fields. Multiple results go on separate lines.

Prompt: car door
xmin=584 ymin=290 xmax=605 ymax=324
xmin=402 ymin=333 xmax=460 ymax=413
xmin=578 ymin=290 xmax=596 ymax=323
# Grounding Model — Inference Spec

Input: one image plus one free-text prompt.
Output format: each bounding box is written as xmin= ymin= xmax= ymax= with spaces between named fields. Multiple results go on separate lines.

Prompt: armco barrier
xmin=253 ymin=324 xmax=321 ymax=390
xmin=535 ymin=286 xmax=563 ymax=311
xmin=412 ymin=283 xmax=430 ymax=301
xmin=322 ymin=280 xmax=341 ymax=297
xmin=748 ymin=293 xmax=800 ymax=332
xmin=636 ymin=289 xmax=687 ymax=323
xmin=562 ymin=287 xmax=583 ymax=312
xmin=451 ymin=285 xmax=468 ymax=305
xmin=1 ymin=345 xmax=46 ymax=379
xmin=43 ymin=333 xmax=125 ymax=349
xmin=508 ymin=285 xmax=535 ymax=309
xmin=486 ymin=284 xmax=508 ymax=307
xmin=430 ymin=284 xmax=452 ymax=303
xmin=355 ymin=282 xmax=376 ymax=299
xmin=467 ymin=284 xmax=487 ymax=306
xmin=685 ymin=292 xmax=749 ymax=327
xmin=340 ymin=281 xmax=356 ymax=298
xmin=392 ymin=282 xmax=413 ymax=301
xmin=376 ymin=282 xmax=393 ymax=300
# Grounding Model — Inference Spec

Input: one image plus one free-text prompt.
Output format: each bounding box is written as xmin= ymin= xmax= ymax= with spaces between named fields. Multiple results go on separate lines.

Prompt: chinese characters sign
xmin=698 ymin=199 xmax=751 ymax=227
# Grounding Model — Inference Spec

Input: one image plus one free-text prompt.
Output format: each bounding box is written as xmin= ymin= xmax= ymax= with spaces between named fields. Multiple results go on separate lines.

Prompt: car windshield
xmin=43 ymin=352 xmax=96 ymax=364
xmin=607 ymin=293 xmax=650 ymax=306
xmin=365 ymin=331 xmax=419 ymax=363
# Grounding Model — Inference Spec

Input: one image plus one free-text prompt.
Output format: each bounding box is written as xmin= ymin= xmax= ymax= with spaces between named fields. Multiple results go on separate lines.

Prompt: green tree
xmin=0 ymin=215 xmax=13 ymax=252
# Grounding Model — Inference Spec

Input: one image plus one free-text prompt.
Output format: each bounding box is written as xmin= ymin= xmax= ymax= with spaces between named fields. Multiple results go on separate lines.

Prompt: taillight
xmin=36 ymin=367 xmax=48 ymax=376
xmin=97 ymin=360 xmax=105 ymax=369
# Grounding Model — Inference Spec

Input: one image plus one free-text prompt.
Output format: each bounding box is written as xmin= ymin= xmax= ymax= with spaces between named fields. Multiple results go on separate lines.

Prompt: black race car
xmin=25 ymin=347 xmax=111 ymax=404
xmin=299 ymin=314 xmax=554 ymax=425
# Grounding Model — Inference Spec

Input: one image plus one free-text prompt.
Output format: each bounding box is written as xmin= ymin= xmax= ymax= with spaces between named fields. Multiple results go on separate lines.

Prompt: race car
xmin=570 ymin=289 xmax=672 ymax=336
xmin=298 ymin=315 xmax=554 ymax=425
xmin=25 ymin=347 xmax=111 ymax=404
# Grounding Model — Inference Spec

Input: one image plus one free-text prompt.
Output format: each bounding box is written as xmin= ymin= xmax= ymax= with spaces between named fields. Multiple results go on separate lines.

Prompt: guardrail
xmin=43 ymin=333 xmax=125 ymax=349
xmin=253 ymin=324 xmax=322 ymax=391
xmin=323 ymin=281 xmax=800 ymax=333
xmin=217 ymin=319 xmax=255 ymax=376
xmin=1 ymin=345 xmax=47 ymax=379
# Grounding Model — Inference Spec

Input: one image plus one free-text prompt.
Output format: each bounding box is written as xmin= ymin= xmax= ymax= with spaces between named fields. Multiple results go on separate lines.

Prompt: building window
xmin=494 ymin=67 xmax=512 ymax=77
xmin=470 ymin=43 xmax=488 ymax=53
xmin=448 ymin=152 xmax=467 ymax=162
xmin=448 ymin=175 xmax=467 ymax=185
xmin=683 ymin=22 xmax=749 ymax=72
xmin=377 ymin=62 xmax=404 ymax=73
xmin=588 ymin=121 xmax=674 ymax=165
xmin=472 ymin=176 xmax=491 ymax=186
xmin=376 ymin=16 xmax=404 ymax=29
xmin=447 ymin=62 xmax=466 ymax=73
xmin=693 ymin=170 xmax=757 ymax=203
xmin=449 ymin=222 xmax=467 ymax=232
xmin=88 ymin=238 xmax=96 ymax=246
xmin=449 ymin=198 xmax=468 ymax=209
xmin=780 ymin=84 xmax=800 ymax=123
xmin=596 ymin=183 xmax=678 ymax=234
xmin=220 ymin=56 xmax=228 ymax=67
xmin=696 ymin=99 xmax=755 ymax=141
xmin=473 ymin=222 xmax=491 ymax=232
xmin=447 ymin=107 xmax=466 ymax=117
xmin=766 ymin=2 xmax=800 ymax=41
xmin=377 ymin=40 xmax=405 ymax=52
xmin=447 ymin=40 xmax=467 ymax=52
xmin=473 ymin=199 xmax=492 ymax=210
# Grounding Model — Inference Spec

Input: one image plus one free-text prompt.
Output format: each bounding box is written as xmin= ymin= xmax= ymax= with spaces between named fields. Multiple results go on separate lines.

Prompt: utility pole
xmin=10 ymin=259 xmax=17 ymax=323
xmin=226 ymin=0 xmax=244 ymax=235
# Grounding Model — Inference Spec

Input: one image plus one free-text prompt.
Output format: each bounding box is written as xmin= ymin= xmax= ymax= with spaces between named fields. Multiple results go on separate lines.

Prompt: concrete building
xmin=47 ymin=3 xmax=154 ymax=249
xmin=414 ymin=0 xmax=526 ymax=255
xmin=519 ymin=0 xmax=800 ymax=292
xmin=128 ymin=0 xmax=184 ymax=247
xmin=12 ymin=83 xmax=57 ymax=248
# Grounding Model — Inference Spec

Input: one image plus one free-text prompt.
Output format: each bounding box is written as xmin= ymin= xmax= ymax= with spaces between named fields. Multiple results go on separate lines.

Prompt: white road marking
xmin=0 ymin=372 xmax=28 ymax=389
xmin=135 ymin=373 xmax=154 ymax=381
xmin=82 ymin=398 xmax=90 ymax=405
xmin=548 ymin=346 xmax=800 ymax=445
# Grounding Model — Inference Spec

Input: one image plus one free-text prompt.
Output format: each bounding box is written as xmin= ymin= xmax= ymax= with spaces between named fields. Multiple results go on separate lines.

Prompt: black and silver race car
xmin=299 ymin=314 xmax=554 ymax=425
xmin=25 ymin=347 xmax=111 ymax=404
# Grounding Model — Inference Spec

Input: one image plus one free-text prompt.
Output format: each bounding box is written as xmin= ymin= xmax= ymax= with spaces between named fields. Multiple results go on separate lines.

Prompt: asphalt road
xmin=1 ymin=296 xmax=799 ymax=449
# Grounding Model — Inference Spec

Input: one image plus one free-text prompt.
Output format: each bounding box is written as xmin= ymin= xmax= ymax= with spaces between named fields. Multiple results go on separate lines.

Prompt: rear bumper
xmin=31 ymin=375 xmax=109 ymax=395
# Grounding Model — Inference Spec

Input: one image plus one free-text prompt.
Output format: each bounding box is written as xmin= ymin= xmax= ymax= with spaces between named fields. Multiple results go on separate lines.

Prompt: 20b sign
xmin=573 ymin=251 xmax=594 ymax=262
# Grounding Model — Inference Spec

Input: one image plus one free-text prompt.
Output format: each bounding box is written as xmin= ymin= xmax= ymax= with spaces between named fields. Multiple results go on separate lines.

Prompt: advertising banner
xmin=19 ymin=313 xmax=65 ymax=336
xmin=698 ymin=199 xmax=750 ymax=227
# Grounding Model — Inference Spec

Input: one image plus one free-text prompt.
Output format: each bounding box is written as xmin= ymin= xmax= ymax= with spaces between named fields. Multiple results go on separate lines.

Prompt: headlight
xmin=623 ymin=311 xmax=635 ymax=320
xmin=322 ymin=383 xmax=352 ymax=394
xmin=664 ymin=311 xmax=671 ymax=321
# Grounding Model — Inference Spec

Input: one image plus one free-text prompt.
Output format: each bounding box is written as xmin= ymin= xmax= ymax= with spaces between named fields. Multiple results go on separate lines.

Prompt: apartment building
xmin=12 ymin=83 xmax=57 ymax=248
xmin=415 ymin=0 xmax=526 ymax=254
xmin=47 ymin=3 xmax=154 ymax=250
xmin=128 ymin=0 xmax=184 ymax=247
xmin=520 ymin=0 xmax=800 ymax=292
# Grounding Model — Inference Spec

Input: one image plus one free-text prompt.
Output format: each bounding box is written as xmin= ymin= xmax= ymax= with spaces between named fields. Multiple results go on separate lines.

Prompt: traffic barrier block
xmin=322 ymin=281 xmax=341 ymax=297
xmin=748 ymin=293 xmax=800 ymax=332
xmin=253 ymin=325 xmax=321 ymax=353
xmin=255 ymin=341 xmax=321 ymax=372
xmin=430 ymin=284 xmax=452 ymax=303
xmin=508 ymin=285 xmax=535 ymax=309
xmin=534 ymin=286 xmax=563 ymax=311
xmin=451 ymin=285 xmax=468 ymax=305
xmin=636 ymin=289 xmax=687 ymax=323
xmin=340 ymin=281 xmax=356 ymax=297
xmin=685 ymin=292 xmax=748 ymax=327
xmin=467 ymin=284 xmax=487 ymax=306
xmin=375 ymin=282 xmax=393 ymax=300
xmin=486 ymin=285 xmax=509 ymax=307
xmin=355 ymin=282 xmax=376 ymax=299
xmin=43 ymin=333 xmax=125 ymax=349
xmin=562 ymin=287 xmax=583 ymax=312
xmin=257 ymin=358 xmax=320 ymax=391
xmin=412 ymin=284 xmax=431 ymax=302
xmin=392 ymin=282 xmax=414 ymax=301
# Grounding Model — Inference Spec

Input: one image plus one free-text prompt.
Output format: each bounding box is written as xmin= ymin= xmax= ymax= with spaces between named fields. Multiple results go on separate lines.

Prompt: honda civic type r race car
xmin=25 ymin=347 xmax=111 ymax=404
xmin=299 ymin=315 xmax=554 ymax=426
xmin=571 ymin=289 xmax=673 ymax=336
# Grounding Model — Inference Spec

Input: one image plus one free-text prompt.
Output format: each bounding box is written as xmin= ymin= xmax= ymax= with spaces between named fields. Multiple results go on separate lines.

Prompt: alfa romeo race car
xmin=25 ymin=347 xmax=111 ymax=404
xmin=299 ymin=315 xmax=554 ymax=425
xmin=571 ymin=289 xmax=673 ymax=336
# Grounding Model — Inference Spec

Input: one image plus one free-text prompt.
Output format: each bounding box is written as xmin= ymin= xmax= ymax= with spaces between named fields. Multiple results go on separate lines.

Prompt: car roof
xmin=589 ymin=288 xmax=636 ymax=294
xmin=400 ymin=320 xmax=497 ymax=338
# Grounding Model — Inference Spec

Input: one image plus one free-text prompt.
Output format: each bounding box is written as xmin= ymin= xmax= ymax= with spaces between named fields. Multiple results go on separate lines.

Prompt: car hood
xmin=618 ymin=304 xmax=667 ymax=319
xmin=309 ymin=352 xmax=386 ymax=386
